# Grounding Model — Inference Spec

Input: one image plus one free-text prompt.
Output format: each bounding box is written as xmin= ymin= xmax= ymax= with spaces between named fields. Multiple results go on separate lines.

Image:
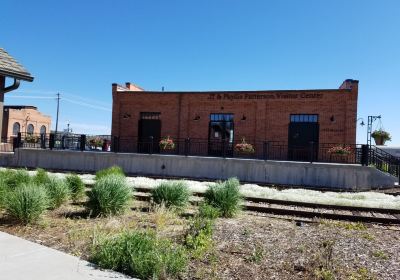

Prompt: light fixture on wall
xmin=330 ymin=115 xmax=335 ymax=122
xmin=241 ymin=114 xmax=247 ymax=121
xmin=122 ymin=113 xmax=131 ymax=119
xmin=357 ymin=117 xmax=365 ymax=126
xmin=193 ymin=115 xmax=200 ymax=121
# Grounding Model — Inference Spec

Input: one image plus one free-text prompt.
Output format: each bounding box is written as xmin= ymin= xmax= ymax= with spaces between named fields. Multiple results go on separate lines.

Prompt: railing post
xmin=40 ymin=134 xmax=46 ymax=149
xmin=49 ymin=133 xmax=55 ymax=150
xmin=361 ymin=144 xmax=369 ymax=166
xmin=12 ymin=137 xmax=17 ymax=152
xmin=80 ymin=134 xmax=86 ymax=151
xmin=16 ymin=132 xmax=22 ymax=149
xmin=112 ymin=136 xmax=119 ymax=153
xmin=149 ymin=136 xmax=154 ymax=154
xmin=61 ymin=135 xmax=65 ymax=149
xmin=309 ymin=141 xmax=314 ymax=163
xmin=263 ymin=141 xmax=269 ymax=160
xmin=184 ymin=138 xmax=190 ymax=156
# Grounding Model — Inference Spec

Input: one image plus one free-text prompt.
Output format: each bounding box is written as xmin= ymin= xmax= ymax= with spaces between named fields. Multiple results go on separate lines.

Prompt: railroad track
xmin=132 ymin=186 xmax=400 ymax=225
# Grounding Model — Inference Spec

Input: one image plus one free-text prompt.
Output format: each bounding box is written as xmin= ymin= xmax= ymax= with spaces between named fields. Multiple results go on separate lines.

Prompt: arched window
xmin=13 ymin=122 xmax=20 ymax=135
xmin=40 ymin=125 xmax=46 ymax=135
xmin=27 ymin=124 xmax=34 ymax=134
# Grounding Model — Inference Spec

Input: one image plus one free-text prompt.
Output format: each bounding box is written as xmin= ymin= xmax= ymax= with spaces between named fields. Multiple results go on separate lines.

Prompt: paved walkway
xmin=0 ymin=231 xmax=135 ymax=280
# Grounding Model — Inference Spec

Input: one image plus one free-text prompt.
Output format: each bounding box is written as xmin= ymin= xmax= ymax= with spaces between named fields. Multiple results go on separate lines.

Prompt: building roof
xmin=0 ymin=48 xmax=34 ymax=82
xmin=4 ymin=105 xmax=37 ymax=110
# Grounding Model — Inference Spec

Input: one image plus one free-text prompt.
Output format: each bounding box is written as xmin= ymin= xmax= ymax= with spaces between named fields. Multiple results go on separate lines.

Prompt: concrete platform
xmin=0 ymin=231 xmax=134 ymax=280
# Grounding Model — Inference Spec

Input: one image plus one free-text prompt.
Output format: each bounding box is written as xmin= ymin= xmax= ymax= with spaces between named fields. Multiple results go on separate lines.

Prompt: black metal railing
xmin=4 ymin=132 xmax=400 ymax=180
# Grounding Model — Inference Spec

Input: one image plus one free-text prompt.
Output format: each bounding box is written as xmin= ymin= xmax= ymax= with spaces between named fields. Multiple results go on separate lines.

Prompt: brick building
xmin=2 ymin=105 xmax=51 ymax=139
xmin=111 ymin=79 xmax=358 ymax=160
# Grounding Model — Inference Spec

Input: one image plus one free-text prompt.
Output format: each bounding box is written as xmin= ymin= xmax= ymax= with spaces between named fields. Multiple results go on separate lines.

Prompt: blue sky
xmin=1 ymin=0 xmax=399 ymax=145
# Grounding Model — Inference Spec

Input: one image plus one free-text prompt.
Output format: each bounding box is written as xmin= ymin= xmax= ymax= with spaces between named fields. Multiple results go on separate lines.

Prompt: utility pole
xmin=55 ymin=93 xmax=60 ymax=135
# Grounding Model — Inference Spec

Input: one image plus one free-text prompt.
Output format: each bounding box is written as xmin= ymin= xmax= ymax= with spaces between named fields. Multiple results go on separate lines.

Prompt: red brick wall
xmin=112 ymin=80 xmax=358 ymax=146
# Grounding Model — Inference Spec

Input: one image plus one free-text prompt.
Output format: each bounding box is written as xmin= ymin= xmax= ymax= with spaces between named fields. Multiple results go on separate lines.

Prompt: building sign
xmin=207 ymin=92 xmax=323 ymax=101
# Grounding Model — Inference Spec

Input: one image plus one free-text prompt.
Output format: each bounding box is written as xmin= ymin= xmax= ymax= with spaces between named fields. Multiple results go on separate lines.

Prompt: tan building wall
xmin=2 ymin=106 xmax=51 ymax=139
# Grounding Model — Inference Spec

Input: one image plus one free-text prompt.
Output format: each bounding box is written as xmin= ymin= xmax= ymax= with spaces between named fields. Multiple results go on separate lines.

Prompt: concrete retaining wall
xmin=1 ymin=149 xmax=398 ymax=190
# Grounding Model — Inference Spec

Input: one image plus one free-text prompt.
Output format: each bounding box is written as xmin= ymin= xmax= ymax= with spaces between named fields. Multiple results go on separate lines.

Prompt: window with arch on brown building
xmin=40 ymin=125 xmax=46 ymax=135
xmin=27 ymin=124 xmax=34 ymax=134
xmin=12 ymin=122 xmax=20 ymax=135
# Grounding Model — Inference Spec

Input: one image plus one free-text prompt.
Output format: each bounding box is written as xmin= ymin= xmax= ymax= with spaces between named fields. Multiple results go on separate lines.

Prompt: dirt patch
xmin=1 ymin=202 xmax=399 ymax=279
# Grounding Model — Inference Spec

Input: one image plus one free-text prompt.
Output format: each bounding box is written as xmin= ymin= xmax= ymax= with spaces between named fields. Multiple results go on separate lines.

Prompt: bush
xmin=0 ymin=179 xmax=8 ymax=209
xmin=198 ymin=203 xmax=220 ymax=219
xmin=95 ymin=166 xmax=125 ymax=180
xmin=33 ymin=168 xmax=51 ymax=186
xmin=0 ymin=169 xmax=31 ymax=189
xmin=44 ymin=177 xmax=71 ymax=209
xmin=151 ymin=181 xmax=190 ymax=209
xmin=5 ymin=183 xmax=48 ymax=224
xmin=65 ymin=174 xmax=85 ymax=202
xmin=185 ymin=217 xmax=214 ymax=259
xmin=204 ymin=178 xmax=242 ymax=218
xmin=90 ymin=230 xmax=187 ymax=279
xmin=88 ymin=175 xmax=131 ymax=216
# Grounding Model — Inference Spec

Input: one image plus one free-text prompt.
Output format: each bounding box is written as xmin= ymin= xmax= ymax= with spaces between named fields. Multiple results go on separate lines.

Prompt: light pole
xmin=367 ymin=115 xmax=381 ymax=146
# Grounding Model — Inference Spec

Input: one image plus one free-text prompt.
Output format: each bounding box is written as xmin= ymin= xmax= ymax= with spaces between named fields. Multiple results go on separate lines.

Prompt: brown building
xmin=111 ymin=79 xmax=358 ymax=160
xmin=2 ymin=105 xmax=51 ymax=139
xmin=0 ymin=48 xmax=34 ymax=142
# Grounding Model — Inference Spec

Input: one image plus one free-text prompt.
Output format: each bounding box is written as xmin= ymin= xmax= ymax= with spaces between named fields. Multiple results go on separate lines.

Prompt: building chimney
xmin=125 ymin=82 xmax=144 ymax=91
xmin=339 ymin=79 xmax=359 ymax=91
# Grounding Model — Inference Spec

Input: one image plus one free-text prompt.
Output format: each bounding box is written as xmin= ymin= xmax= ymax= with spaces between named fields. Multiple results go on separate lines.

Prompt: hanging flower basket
xmin=159 ymin=136 xmax=175 ymax=150
xmin=235 ymin=138 xmax=255 ymax=154
xmin=327 ymin=145 xmax=352 ymax=156
xmin=25 ymin=134 xmax=40 ymax=144
xmin=327 ymin=145 xmax=352 ymax=163
xmin=88 ymin=137 xmax=103 ymax=149
xmin=371 ymin=130 xmax=391 ymax=145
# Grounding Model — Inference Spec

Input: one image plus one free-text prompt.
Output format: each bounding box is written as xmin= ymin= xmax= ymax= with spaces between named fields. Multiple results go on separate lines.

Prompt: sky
xmin=1 ymin=0 xmax=399 ymax=145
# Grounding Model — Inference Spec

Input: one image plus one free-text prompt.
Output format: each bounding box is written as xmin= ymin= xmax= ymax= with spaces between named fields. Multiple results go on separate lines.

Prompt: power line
xmin=62 ymin=97 xmax=111 ymax=111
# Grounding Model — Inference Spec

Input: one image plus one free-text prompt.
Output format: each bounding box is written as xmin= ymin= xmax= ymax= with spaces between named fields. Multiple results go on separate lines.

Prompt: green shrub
xmin=198 ymin=203 xmax=221 ymax=219
xmin=33 ymin=168 xmax=51 ymax=186
xmin=204 ymin=178 xmax=242 ymax=218
xmin=88 ymin=175 xmax=131 ymax=216
xmin=90 ymin=230 xmax=187 ymax=279
xmin=95 ymin=166 xmax=125 ymax=180
xmin=151 ymin=181 xmax=190 ymax=209
xmin=5 ymin=183 xmax=48 ymax=224
xmin=0 ymin=179 xmax=8 ymax=209
xmin=0 ymin=169 xmax=31 ymax=189
xmin=185 ymin=217 xmax=214 ymax=259
xmin=66 ymin=174 xmax=85 ymax=202
xmin=44 ymin=177 xmax=70 ymax=209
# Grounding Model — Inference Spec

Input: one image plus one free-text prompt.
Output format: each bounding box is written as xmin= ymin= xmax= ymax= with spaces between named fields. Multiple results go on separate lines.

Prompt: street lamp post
xmin=367 ymin=115 xmax=381 ymax=147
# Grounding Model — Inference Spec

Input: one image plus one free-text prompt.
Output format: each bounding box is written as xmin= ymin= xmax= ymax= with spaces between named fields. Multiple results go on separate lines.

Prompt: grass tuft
xmin=0 ymin=169 xmax=31 ymax=189
xmin=151 ymin=181 xmax=190 ymax=209
xmin=95 ymin=166 xmax=125 ymax=180
xmin=44 ymin=177 xmax=71 ymax=209
xmin=88 ymin=174 xmax=132 ymax=216
xmin=65 ymin=174 xmax=86 ymax=202
xmin=5 ymin=183 xmax=48 ymax=224
xmin=204 ymin=178 xmax=242 ymax=218
xmin=33 ymin=168 xmax=51 ymax=186
xmin=90 ymin=230 xmax=187 ymax=279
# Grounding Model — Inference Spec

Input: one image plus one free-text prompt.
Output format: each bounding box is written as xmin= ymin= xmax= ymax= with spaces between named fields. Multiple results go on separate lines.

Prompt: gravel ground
xmin=194 ymin=213 xmax=400 ymax=280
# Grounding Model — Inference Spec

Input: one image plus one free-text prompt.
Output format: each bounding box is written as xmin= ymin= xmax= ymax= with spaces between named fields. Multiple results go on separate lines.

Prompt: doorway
xmin=288 ymin=114 xmax=319 ymax=161
xmin=138 ymin=112 xmax=161 ymax=153
xmin=208 ymin=113 xmax=234 ymax=156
